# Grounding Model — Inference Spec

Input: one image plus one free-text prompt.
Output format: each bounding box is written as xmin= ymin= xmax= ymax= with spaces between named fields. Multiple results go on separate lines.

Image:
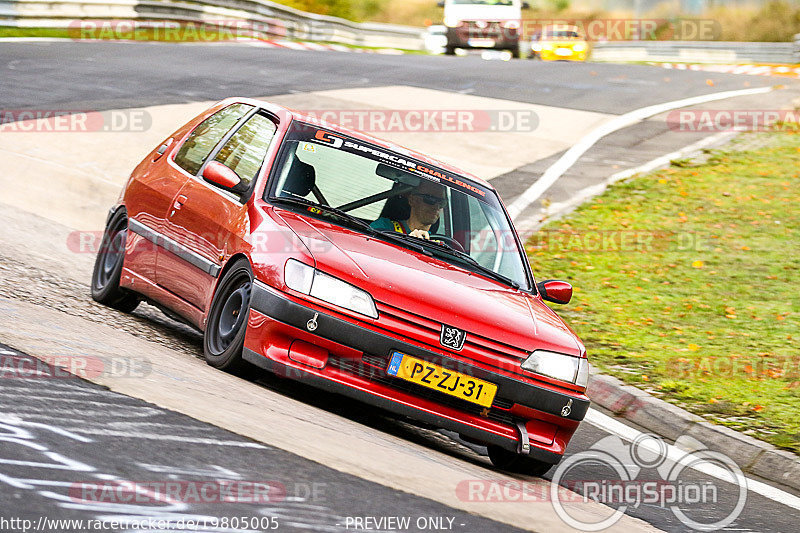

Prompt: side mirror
xmin=202 ymin=161 xmax=241 ymax=189
xmin=522 ymin=1 xmax=531 ymax=8
xmin=437 ymin=1 xmax=445 ymax=7
xmin=537 ymin=279 xmax=572 ymax=304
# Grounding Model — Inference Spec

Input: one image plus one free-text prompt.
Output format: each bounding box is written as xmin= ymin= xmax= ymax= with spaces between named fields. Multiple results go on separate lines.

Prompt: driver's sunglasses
xmin=414 ymin=193 xmax=447 ymax=208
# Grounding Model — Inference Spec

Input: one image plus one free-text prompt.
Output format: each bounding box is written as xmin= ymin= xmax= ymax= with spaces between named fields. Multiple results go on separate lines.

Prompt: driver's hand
xmin=409 ymin=229 xmax=430 ymax=240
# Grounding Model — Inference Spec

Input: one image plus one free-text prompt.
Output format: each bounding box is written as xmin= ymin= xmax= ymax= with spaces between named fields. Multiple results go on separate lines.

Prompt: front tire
xmin=204 ymin=258 xmax=253 ymax=373
xmin=488 ymin=445 xmax=553 ymax=477
xmin=91 ymin=210 xmax=140 ymax=312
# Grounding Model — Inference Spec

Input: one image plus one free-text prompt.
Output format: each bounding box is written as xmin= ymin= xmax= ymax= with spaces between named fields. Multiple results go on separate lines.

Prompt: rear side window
xmin=212 ymin=113 xmax=277 ymax=188
xmin=174 ymin=103 xmax=253 ymax=175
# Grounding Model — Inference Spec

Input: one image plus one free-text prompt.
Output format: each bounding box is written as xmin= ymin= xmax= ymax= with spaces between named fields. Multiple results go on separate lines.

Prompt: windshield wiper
xmin=424 ymin=238 xmax=521 ymax=289
xmin=378 ymin=231 xmax=518 ymax=288
xmin=270 ymin=196 xmax=430 ymax=255
xmin=374 ymin=230 xmax=430 ymax=255
xmin=269 ymin=196 xmax=375 ymax=233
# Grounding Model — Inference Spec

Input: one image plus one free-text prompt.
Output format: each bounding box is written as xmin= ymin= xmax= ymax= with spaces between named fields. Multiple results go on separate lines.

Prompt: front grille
xmin=331 ymin=354 xmax=517 ymax=426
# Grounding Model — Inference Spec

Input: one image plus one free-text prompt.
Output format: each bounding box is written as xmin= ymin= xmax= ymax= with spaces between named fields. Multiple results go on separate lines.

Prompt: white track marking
xmin=507 ymin=86 xmax=775 ymax=219
xmin=534 ymin=130 xmax=737 ymax=225
xmin=0 ymin=147 xmax=120 ymax=186
xmin=586 ymin=409 xmax=800 ymax=511
xmin=65 ymin=428 xmax=267 ymax=448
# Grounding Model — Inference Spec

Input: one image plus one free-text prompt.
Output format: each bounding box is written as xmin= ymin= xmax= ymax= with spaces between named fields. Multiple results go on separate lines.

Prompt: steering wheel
xmin=431 ymin=235 xmax=466 ymax=253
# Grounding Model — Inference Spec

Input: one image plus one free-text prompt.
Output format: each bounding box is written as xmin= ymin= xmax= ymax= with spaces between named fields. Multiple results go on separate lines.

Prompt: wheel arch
xmin=106 ymin=204 xmax=128 ymax=227
xmin=202 ymin=252 xmax=253 ymax=329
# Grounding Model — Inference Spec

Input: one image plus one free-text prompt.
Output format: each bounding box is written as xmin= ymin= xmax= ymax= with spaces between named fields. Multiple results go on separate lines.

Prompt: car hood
xmin=275 ymin=210 xmax=582 ymax=354
xmin=543 ymin=39 xmax=586 ymax=47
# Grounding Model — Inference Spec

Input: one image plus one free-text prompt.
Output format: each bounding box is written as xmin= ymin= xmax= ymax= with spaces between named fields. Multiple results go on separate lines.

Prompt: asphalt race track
xmin=1 ymin=41 xmax=799 ymax=533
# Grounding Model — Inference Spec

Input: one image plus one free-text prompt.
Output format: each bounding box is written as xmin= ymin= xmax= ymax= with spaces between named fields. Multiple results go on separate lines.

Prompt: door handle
xmin=170 ymin=195 xmax=188 ymax=217
xmin=173 ymin=195 xmax=188 ymax=210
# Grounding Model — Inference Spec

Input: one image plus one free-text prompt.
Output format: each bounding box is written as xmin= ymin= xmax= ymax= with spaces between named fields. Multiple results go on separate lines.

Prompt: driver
xmin=370 ymin=181 xmax=447 ymax=240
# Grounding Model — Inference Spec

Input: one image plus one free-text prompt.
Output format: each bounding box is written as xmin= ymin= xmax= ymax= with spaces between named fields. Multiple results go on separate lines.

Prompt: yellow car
xmin=529 ymin=25 xmax=588 ymax=61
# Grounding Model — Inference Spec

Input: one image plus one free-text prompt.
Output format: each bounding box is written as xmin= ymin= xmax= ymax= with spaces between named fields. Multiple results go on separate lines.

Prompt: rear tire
xmin=91 ymin=210 xmax=140 ymax=312
xmin=204 ymin=258 xmax=253 ymax=373
xmin=445 ymin=46 xmax=456 ymax=55
xmin=488 ymin=445 xmax=553 ymax=477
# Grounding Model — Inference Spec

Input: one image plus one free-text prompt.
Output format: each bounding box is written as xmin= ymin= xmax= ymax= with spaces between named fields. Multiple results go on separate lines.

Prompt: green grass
xmin=0 ymin=26 xmax=420 ymax=53
xmin=526 ymin=129 xmax=800 ymax=454
xmin=0 ymin=27 xmax=73 ymax=38
xmin=0 ymin=26 xmax=267 ymax=41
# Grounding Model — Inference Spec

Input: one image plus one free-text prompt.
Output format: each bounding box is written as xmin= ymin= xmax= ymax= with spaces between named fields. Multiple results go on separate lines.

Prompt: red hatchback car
xmin=92 ymin=97 xmax=590 ymax=475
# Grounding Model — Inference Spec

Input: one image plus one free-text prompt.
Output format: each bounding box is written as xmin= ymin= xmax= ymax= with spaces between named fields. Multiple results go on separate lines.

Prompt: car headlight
xmin=502 ymin=20 xmax=520 ymax=30
xmin=444 ymin=16 xmax=461 ymax=28
xmin=521 ymin=350 xmax=589 ymax=387
xmin=573 ymin=42 xmax=587 ymax=52
xmin=284 ymin=259 xmax=378 ymax=319
xmin=531 ymin=43 xmax=542 ymax=52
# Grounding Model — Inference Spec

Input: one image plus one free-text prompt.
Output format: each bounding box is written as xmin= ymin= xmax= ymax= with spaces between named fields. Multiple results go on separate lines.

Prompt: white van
xmin=438 ymin=0 xmax=529 ymax=57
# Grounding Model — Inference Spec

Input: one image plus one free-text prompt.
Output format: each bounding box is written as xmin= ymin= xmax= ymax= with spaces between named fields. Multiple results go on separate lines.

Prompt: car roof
xmin=220 ymin=97 xmax=495 ymax=191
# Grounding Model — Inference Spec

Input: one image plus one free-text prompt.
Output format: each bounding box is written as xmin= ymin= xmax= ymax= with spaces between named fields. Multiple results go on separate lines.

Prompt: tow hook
xmin=516 ymin=421 xmax=530 ymax=454
xmin=306 ymin=312 xmax=319 ymax=332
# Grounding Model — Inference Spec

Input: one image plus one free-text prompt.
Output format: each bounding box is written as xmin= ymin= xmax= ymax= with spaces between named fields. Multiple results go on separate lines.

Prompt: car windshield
xmin=544 ymin=30 xmax=580 ymax=39
xmin=267 ymin=121 xmax=531 ymax=290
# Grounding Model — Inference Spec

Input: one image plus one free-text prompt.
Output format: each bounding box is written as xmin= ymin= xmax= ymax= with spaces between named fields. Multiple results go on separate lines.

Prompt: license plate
xmin=555 ymin=48 xmax=572 ymax=56
xmin=386 ymin=352 xmax=497 ymax=408
xmin=468 ymin=38 xmax=495 ymax=48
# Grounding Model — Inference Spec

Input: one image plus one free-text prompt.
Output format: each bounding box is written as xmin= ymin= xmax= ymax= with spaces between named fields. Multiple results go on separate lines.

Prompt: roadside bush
xmin=707 ymin=1 xmax=800 ymax=41
xmin=279 ymin=0 xmax=384 ymax=22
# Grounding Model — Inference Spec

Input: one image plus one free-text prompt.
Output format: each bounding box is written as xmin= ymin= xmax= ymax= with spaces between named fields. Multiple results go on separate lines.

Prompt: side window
xmin=173 ymin=103 xmax=253 ymax=175
xmin=212 ymin=113 xmax=277 ymax=188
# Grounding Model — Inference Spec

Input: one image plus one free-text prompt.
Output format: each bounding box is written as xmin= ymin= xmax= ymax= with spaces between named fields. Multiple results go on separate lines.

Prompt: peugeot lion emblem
xmin=561 ymin=399 xmax=573 ymax=417
xmin=440 ymin=325 xmax=466 ymax=351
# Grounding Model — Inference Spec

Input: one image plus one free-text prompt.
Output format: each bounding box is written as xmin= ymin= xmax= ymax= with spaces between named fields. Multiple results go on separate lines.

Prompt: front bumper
xmin=536 ymin=47 xmax=587 ymax=61
xmin=446 ymin=25 xmax=519 ymax=51
xmin=246 ymin=281 xmax=589 ymax=464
